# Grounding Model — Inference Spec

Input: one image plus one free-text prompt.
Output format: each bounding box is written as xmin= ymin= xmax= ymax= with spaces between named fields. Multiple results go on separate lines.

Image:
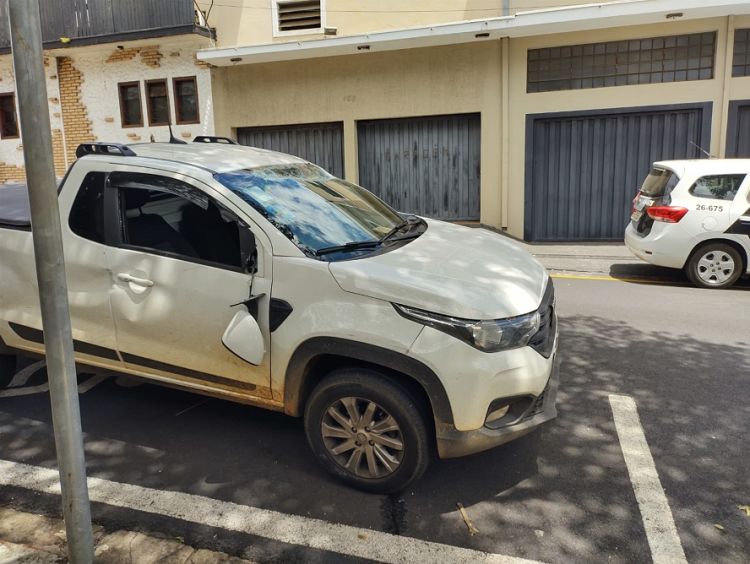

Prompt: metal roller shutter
xmin=357 ymin=114 xmax=481 ymax=221
xmin=237 ymin=122 xmax=344 ymax=178
xmin=525 ymin=104 xmax=711 ymax=241
xmin=726 ymin=100 xmax=750 ymax=158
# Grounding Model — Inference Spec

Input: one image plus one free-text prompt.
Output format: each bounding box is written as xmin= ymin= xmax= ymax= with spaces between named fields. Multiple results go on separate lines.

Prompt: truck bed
xmin=0 ymin=184 xmax=30 ymax=229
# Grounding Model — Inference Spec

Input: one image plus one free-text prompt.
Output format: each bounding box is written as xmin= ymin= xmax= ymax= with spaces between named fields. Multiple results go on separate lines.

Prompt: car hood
xmin=329 ymin=219 xmax=549 ymax=319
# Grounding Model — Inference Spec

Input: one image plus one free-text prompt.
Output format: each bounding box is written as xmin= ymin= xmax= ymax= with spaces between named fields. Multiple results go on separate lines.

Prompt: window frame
xmin=172 ymin=76 xmax=200 ymax=125
xmin=272 ymin=0 xmax=326 ymax=38
xmin=688 ymin=173 xmax=747 ymax=201
xmin=0 ymin=92 xmax=20 ymax=139
xmin=117 ymin=81 xmax=144 ymax=128
xmin=145 ymin=79 xmax=171 ymax=126
xmin=108 ymin=171 xmax=255 ymax=273
xmin=527 ymin=31 xmax=716 ymax=93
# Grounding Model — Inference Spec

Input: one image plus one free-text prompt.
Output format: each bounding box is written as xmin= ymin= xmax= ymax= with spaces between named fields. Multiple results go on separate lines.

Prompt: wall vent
xmin=278 ymin=1 xmax=321 ymax=32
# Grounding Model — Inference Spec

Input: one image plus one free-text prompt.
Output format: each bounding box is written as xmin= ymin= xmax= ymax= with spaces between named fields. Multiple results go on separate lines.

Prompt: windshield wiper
xmin=379 ymin=215 xmax=422 ymax=244
xmin=314 ymin=240 xmax=380 ymax=257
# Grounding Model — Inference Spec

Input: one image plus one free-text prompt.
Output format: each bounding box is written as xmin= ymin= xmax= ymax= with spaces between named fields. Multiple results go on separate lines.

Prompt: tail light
xmin=646 ymin=206 xmax=688 ymax=223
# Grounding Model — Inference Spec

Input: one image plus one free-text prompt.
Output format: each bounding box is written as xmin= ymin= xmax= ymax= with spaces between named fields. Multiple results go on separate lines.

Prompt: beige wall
xmin=211 ymin=41 xmax=504 ymax=225
xmin=199 ymin=1 xmax=621 ymax=48
xmin=210 ymin=14 xmax=750 ymax=239
xmin=504 ymin=15 xmax=750 ymax=238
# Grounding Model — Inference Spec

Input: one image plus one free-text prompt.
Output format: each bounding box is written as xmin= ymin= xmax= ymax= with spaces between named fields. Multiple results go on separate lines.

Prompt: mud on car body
xmin=0 ymin=140 xmax=558 ymax=492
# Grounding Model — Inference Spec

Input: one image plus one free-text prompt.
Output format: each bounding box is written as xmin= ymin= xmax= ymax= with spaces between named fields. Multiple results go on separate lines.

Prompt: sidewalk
xmin=501 ymin=235 xmax=644 ymax=277
xmin=0 ymin=507 xmax=254 ymax=564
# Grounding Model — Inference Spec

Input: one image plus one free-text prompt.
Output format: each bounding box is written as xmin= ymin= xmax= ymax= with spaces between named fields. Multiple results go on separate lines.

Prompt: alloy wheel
xmin=696 ymin=250 xmax=735 ymax=286
xmin=321 ymin=397 xmax=405 ymax=479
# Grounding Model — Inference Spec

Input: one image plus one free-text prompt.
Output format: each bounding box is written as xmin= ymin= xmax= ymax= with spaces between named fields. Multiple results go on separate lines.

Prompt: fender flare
xmin=283 ymin=337 xmax=454 ymax=425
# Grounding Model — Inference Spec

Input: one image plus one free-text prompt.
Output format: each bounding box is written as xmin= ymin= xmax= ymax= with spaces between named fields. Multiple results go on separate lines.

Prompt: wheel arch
xmin=685 ymin=237 xmax=749 ymax=272
xmin=282 ymin=337 xmax=454 ymax=428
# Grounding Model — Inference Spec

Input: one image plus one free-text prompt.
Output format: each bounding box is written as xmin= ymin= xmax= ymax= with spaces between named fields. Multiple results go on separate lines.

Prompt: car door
xmin=103 ymin=168 xmax=273 ymax=399
xmin=725 ymin=173 xmax=750 ymax=263
xmin=682 ymin=173 xmax=741 ymax=237
xmin=1 ymin=163 xmax=122 ymax=369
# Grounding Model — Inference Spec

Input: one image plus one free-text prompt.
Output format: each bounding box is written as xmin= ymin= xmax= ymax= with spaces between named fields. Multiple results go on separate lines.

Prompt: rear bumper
xmin=624 ymin=224 xmax=686 ymax=269
xmin=435 ymin=353 xmax=559 ymax=458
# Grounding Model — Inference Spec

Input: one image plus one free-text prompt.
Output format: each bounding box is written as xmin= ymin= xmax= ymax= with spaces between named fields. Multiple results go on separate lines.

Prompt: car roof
xmin=653 ymin=158 xmax=750 ymax=176
xmin=126 ymin=142 xmax=308 ymax=173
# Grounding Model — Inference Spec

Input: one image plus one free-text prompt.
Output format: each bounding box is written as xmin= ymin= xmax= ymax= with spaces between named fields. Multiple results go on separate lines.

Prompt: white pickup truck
xmin=0 ymin=140 xmax=558 ymax=492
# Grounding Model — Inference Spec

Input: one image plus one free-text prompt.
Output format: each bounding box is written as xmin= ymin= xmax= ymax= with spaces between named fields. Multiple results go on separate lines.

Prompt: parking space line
xmin=609 ymin=394 xmax=687 ymax=564
xmin=0 ymin=458 xmax=542 ymax=564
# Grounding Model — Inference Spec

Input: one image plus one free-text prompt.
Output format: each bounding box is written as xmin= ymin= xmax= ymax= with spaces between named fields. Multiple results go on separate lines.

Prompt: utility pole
xmin=8 ymin=0 xmax=94 ymax=562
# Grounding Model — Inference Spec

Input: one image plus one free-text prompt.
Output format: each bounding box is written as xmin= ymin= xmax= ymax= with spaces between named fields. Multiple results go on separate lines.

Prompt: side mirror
xmin=222 ymin=310 xmax=265 ymax=365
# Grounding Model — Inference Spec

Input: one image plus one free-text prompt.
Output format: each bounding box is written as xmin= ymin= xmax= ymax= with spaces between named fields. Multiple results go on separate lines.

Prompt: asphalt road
xmin=0 ymin=267 xmax=748 ymax=563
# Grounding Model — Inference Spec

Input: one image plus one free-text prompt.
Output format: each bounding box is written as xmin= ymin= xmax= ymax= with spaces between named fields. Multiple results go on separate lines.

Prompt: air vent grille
xmin=278 ymin=1 xmax=321 ymax=32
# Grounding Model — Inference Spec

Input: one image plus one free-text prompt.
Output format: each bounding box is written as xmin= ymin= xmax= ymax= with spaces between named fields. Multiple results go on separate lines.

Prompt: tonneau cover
xmin=0 ymin=183 xmax=31 ymax=227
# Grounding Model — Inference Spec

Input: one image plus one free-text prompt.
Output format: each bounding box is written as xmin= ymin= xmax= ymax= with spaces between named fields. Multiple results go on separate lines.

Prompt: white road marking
xmin=0 ymin=383 xmax=50 ymax=398
xmin=609 ymin=394 xmax=687 ymax=564
xmin=0 ymin=364 xmax=108 ymax=398
xmin=6 ymin=360 xmax=46 ymax=388
xmin=0 ymin=458 xmax=542 ymax=564
xmin=76 ymin=374 xmax=109 ymax=394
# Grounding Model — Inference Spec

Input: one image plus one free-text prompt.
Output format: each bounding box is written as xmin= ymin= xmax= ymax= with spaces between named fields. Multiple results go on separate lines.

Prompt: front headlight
xmin=393 ymin=303 xmax=540 ymax=353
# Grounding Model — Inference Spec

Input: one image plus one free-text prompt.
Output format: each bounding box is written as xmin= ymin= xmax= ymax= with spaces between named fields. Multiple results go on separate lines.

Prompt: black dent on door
xmin=269 ymin=299 xmax=293 ymax=332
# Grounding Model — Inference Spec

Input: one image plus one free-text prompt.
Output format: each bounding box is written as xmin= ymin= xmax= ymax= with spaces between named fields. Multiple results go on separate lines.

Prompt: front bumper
xmin=435 ymin=352 xmax=559 ymax=458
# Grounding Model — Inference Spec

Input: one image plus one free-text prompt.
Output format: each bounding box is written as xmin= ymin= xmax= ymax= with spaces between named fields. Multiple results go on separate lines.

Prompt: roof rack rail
xmin=193 ymin=136 xmax=237 ymax=145
xmin=76 ymin=143 xmax=136 ymax=158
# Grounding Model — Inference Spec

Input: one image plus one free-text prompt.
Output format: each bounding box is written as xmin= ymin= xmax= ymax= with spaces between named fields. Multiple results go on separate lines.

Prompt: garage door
xmin=525 ymin=104 xmax=711 ymax=241
xmin=726 ymin=100 xmax=750 ymax=157
xmin=357 ymin=114 xmax=480 ymax=221
xmin=237 ymin=122 xmax=344 ymax=178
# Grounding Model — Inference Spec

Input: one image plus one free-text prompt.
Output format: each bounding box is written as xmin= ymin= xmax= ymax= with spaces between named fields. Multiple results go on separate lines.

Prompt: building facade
xmin=0 ymin=0 xmax=215 ymax=183
xmin=197 ymin=0 xmax=750 ymax=241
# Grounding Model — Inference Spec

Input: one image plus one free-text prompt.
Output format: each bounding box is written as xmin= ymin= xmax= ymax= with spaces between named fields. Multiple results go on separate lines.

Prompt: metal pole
xmin=8 ymin=1 xmax=94 ymax=562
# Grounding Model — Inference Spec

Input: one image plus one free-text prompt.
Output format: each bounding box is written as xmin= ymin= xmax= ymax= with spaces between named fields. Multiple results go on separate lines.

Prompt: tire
xmin=304 ymin=368 xmax=431 ymax=494
xmin=0 ymin=353 xmax=18 ymax=389
xmin=685 ymin=243 xmax=743 ymax=289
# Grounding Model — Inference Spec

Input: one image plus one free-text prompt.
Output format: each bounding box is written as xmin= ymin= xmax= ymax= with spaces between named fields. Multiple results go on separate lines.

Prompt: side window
xmin=69 ymin=172 xmax=106 ymax=243
xmin=110 ymin=172 xmax=248 ymax=270
xmin=689 ymin=174 xmax=746 ymax=201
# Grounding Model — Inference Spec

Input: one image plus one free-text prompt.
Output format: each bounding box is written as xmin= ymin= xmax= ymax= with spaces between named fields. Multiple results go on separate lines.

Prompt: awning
xmin=198 ymin=0 xmax=750 ymax=67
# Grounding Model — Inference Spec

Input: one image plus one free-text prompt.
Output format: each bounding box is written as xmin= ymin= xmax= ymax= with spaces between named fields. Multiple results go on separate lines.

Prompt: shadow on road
xmin=609 ymin=262 xmax=750 ymax=290
xmin=0 ymin=312 xmax=748 ymax=562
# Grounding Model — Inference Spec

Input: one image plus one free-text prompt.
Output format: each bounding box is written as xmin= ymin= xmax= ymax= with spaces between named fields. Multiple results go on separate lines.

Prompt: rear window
xmin=689 ymin=174 xmax=746 ymax=201
xmin=640 ymin=168 xmax=680 ymax=197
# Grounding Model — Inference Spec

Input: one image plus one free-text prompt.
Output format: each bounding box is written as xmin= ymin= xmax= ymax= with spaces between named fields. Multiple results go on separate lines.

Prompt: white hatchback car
xmin=625 ymin=159 xmax=750 ymax=289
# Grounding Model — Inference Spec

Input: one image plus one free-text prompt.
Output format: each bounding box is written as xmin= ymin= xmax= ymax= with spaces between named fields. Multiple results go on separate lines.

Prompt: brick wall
xmin=57 ymin=57 xmax=95 ymax=165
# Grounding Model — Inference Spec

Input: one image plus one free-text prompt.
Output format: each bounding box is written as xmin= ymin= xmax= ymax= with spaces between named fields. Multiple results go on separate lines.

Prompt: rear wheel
xmin=0 ymin=353 xmax=18 ymax=388
xmin=304 ymin=368 xmax=431 ymax=494
xmin=686 ymin=243 xmax=743 ymax=289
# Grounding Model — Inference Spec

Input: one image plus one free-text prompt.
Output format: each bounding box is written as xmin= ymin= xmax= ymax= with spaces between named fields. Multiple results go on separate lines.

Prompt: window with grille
xmin=0 ymin=93 xmax=19 ymax=139
xmin=732 ymin=28 xmax=750 ymax=77
xmin=173 ymin=77 xmax=199 ymax=124
xmin=276 ymin=1 xmax=321 ymax=33
xmin=527 ymin=32 xmax=716 ymax=93
xmin=118 ymin=82 xmax=143 ymax=127
xmin=146 ymin=79 xmax=170 ymax=126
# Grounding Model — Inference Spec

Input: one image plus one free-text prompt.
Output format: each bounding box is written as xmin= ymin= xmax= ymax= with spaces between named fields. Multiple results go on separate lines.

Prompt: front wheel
xmin=686 ymin=243 xmax=743 ymax=289
xmin=304 ymin=368 xmax=431 ymax=494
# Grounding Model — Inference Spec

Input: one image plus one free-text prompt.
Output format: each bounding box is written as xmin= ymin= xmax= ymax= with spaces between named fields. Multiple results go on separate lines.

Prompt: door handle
xmin=117 ymin=273 xmax=154 ymax=288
